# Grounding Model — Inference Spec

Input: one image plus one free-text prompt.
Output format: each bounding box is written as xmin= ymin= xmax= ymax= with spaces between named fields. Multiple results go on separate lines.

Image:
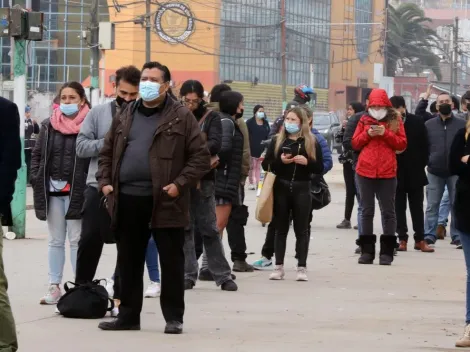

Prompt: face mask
xmin=235 ymin=109 xmax=244 ymax=119
xmin=60 ymin=103 xmax=79 ymax=116
xmin=256 ymin=111 xmax=265 ymax=119
xmin=284 ymin=122 xmax=300 ymax=134
xmin=139 ymin=81 xmax=161 ymax=102
xmin=368 ymin=108 xmax=387 ymax=120
xmin=115 ymin=95 xmax=135 ymax=107
xmin=438 ymin=103 xmax=452 ymax=116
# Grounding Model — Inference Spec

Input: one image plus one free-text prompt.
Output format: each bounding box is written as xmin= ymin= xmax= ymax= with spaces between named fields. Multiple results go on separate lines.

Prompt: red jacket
xmin=352 ymin=114 xmax=407 ymax=179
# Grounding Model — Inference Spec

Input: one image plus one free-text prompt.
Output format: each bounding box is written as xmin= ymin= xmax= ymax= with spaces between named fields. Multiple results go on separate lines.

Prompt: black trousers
xmin=261 ymin=222 xmax=276 ymax=260
xmin=226 ymin=186 xmax=248 ymax=262
xmin=343 ymin=162 xmax=356 ymax=221
xmin=75 ymin=186 xmax=120 ymax=298
xmin=116 ymin=193 xmax=185 ymax=325
xmin=25 ymin=148 xmax=32 ymax=183
xmin=273 ymin=180 xmax=311 ymax=267
xmin=395 ymin=187 xmax=425 ymax=242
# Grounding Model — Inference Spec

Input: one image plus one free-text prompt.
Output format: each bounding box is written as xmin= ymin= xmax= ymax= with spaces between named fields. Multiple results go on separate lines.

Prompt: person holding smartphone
xmin=352 ymin=89 xmax=407 ymax=266
xmin=262 ymin=107 xmax=323 ymax=281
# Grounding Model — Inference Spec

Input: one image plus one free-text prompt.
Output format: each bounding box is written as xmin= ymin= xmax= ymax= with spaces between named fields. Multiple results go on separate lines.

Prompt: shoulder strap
xmin=199 ymin=110 xmax=211 ymax=130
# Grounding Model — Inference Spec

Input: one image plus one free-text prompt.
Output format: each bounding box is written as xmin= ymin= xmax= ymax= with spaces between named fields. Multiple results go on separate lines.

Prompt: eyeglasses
xmin=182 ymin=98 xmax=201 ymax=106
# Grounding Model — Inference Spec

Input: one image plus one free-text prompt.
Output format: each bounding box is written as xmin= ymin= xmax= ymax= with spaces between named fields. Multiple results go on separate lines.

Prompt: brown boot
xmin=397 ymin=240 xmax=407 ymax=251
xmin=436 ymin=225 xmax=446 ymax=240
xmin=414 ymin=240 xmax=435 ymax=253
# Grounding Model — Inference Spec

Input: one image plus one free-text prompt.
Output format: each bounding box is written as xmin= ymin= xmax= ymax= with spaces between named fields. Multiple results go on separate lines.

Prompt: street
xmin=3 ymin=163 xmax=466 ymax=351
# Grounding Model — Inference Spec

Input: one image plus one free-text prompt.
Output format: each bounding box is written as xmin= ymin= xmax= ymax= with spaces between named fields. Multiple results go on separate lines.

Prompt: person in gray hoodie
xmin=424 ymin=92 xmax=466 ymax=247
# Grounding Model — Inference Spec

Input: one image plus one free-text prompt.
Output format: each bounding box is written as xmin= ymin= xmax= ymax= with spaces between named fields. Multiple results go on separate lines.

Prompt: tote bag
xmin=255 ymin=171 xmax=276 ymax=223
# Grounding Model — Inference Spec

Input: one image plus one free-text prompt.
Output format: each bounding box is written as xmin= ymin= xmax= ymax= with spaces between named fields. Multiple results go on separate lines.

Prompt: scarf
xmin=50 ymin=104 xmax=90 ymax=135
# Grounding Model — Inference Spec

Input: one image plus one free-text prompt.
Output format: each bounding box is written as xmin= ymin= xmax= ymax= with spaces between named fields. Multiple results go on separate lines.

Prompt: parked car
xmin=313 ymin=111 xmax=342 ymax=152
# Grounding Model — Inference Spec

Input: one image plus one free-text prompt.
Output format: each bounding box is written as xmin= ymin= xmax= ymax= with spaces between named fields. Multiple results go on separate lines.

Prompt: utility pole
xmin=383 ymin=0 xmax=389 ymax=76
xmin=453 ymin=16 xmax=459 ymax=96
xmin=145 ymin=0 xmax=151 ymax=62
xmin=89 ymin=0 xmax=100 ymax=106
xmin=280 ymin=0 xmax=286 ymax=106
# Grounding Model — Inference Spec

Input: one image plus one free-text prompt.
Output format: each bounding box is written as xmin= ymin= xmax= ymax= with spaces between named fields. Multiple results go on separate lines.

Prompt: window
xmin=355 ymin=0 xmax=373 ymax=63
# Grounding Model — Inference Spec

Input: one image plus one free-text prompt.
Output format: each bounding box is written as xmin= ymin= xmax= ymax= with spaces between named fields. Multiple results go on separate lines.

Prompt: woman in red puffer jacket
xmin=352 ymin=88 xmax=407 ymax=266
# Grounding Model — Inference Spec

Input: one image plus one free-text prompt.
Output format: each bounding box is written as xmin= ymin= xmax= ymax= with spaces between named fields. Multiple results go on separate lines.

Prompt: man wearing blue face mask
xmin=97 ymin=62 xmax=210 ymax=334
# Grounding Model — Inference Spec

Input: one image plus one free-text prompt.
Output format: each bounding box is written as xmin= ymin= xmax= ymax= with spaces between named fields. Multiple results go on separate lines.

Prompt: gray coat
xmin=425 ymin=114 xmax=466 ymax=178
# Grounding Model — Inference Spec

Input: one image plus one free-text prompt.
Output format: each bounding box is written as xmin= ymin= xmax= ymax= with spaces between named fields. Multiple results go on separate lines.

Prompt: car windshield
xmin=313 ymin=115 xmax=330 ymax=125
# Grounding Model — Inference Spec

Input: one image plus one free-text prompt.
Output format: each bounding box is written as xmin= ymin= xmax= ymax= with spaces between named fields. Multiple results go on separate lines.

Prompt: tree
xmin=386 ymin=3 xmax=442 ymax=80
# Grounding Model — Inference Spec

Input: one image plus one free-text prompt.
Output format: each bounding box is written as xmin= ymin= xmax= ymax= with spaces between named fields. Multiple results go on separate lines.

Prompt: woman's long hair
xmin=275 ymin=106 xmax=316 ymax=160
xmin=466 ymin=119 xmax=470 ymax=141
xmin=382 ymin=107 xmax=400 ymax=133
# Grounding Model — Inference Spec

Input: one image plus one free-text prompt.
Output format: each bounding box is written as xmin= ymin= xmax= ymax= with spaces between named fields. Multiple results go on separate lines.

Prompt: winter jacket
xmin=352 ymin=113 xmax=407 ymax=179
xmin=311 ymin=128 xmax=333 ymax=174
xmin=449 ymin=128 xmax=470 ymax=233
xmin=269 ymin=114 xmax=284 ymax=138
xmin=342 ymin=111 xmax=363 ymax=168
xmin=214 ymin=113 xmax=244 ymax=203
xmin=97 ymin=97 xmax=210 ymax=229
xmin=0 ymin=98 xmax=21 ymax=226
xmin=426 ymin=114 xmax=466 ymax=178
xmin=31 ymin=119 xmax=88 ymax=221
xmin=246 ymin=117 xmax=270 ymax=158
xmin=396 ymin=112 xmax=429 ymax=190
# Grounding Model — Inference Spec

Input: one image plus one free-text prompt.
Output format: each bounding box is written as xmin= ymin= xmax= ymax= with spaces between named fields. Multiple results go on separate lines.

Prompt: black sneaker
xmin=184 ymin=279 xmax=194 ymax=290
xmin=164 ymin=321 xmax=183 ymax=334
xmin=98 ymin=319 xmax=140 ymax=331
xmin=353 ymin=225 xmax=359 ymax=230
xmin=233 ymin=260 xmax=254 ymax=272
xmin=354 ymin=246 xmax=361 ymax=254
xmin=454 ymin=240 xmax=463 ymax=249
xmin=336 ymin=219 xmax=352 ymax=229
xmin=198 ymin=269 xmax=214 ymax=281
xmin=379 ymin=254 xmax=393 ymax=266
xmin=221 ymin=280 xmax=238 ymax=291
xmin=425 ymin=238 xmax=435 ymax=245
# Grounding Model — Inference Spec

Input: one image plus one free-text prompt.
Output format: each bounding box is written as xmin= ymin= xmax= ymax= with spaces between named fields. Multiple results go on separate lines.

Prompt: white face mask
xmin=368 ymin=108 xmax=387 ymax=120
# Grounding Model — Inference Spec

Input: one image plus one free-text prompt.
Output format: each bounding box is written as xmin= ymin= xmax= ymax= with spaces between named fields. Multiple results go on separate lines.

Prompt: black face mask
xmin=438 ymin=103 xmax=452 ymax=116
xmin=235 ymin=109 xmax=244 ymax=119
xmin=116 ymin=95 xmax=135 ymax=107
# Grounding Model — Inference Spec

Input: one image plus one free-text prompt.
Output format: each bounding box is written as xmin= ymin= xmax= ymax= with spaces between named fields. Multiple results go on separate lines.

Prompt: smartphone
xmin=370 ymin=125 xmax=379 ymax=130
xmin=282 ymin=146 xmax=292 ymax=155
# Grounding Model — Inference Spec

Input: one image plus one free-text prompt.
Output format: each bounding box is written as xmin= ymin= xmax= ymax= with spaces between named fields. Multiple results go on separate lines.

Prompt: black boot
xmin=379 ymin=235 xmax=397 ymax=265
xmin=357 ymin=235 xmax=376 ymax=264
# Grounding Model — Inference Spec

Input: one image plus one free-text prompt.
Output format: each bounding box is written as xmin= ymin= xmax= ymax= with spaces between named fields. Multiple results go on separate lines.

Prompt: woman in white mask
xmin=351 ymin=89 xmax=407 ymax=266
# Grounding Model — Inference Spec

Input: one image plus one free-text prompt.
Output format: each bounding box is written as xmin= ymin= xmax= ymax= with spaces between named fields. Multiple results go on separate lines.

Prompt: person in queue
xmin=336 ymin=102 xmax=364 ymax=230
xmin=24 ymin=105 xmax=39 ymax=184
xmin=390 ymin=96 xmax=433 ymax=253
xmin=31 ymin=82 xmax=91 ymax=304
xmin=179 ymin=79 xmax=237 ymax=292
xmin=96 ymin=62 xmax=210 ymax=334
xmin=449 ymin=119 xmax=470 ymax=347
xmin=352 ymin=89 xmax=407 ymax=266
xmin=424 ymin=93 xmax=466 ymax=248
xmin=262 ymin=107 xmax=324 ymax=281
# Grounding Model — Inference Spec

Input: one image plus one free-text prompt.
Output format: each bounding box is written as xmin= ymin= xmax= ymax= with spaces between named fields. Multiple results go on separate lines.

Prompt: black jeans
xmin=395 ymin=187 xmax=425 ymax=242
xmin=273 ymin=180 xmax=311 ymax=267
xmin=116 ymin=193 xmax=185 ymax=325
xmin=356 ymin=175 xmax=397 ymax=237
xmin=261 ymin=222 xmax=276 ymax=260
xmin=226 ymin=185 xmax=248 ymax=262
xmin=25 ymin=148 xmax=32 ymax=183
xmin=343 ymin=162 xmax=356 ymax=221
xmin=75 ymin=186 xmax=120 ymax=298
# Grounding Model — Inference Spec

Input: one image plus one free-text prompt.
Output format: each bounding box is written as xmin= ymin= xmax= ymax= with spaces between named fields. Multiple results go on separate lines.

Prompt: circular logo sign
xmin=154 ymin=2 xmax=195 ymax=45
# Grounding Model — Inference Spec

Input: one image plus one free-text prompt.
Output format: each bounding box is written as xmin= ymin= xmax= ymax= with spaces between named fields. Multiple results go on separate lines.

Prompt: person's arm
xmin=314 ymin=132 xmax=332 ymax=174
xmin=351 ymin=119 xmax=371 ymax=151
xmin=33 ymin=120 xmax=40 ymax=134
xmin=218 ymin=118 xmax=235 ymax=164
xmin=342 ymin=114 xmax=360 ymax=152
xmin=261 ymin=137 xmax=281 ymax=173
xmin=0 ymin=103 xmax=21 ymax=214
xmin=76 ymin=108 xmax=103 ymax=158
xmin=173 ymin=112 xmax=211 ymax=193
xmin=382 ymin=119 xmax=408 ymax=151
xmin=97 ymin=114 xmax=118 ymax=191
xmin=238 ymin=118 xmax=251 ymax=179
xmin=307 ymin=140 xmax=325 ymax=175
xmin=449 ymin=129 xmax=470 ymax=177
xmin=415 ymin=99 xmax=429 ymax=117
xmin=206 ymin=112 xmax=222 ymax=156
xmin=419 ymin=119 xmax=429 ymax=167
xmin=30 ymin=123 xmax=46 ymax=187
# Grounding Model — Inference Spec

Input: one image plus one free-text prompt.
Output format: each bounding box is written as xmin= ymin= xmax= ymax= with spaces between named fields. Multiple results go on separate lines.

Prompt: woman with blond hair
xmin=262 ymin=107 xmax=324 ymax=281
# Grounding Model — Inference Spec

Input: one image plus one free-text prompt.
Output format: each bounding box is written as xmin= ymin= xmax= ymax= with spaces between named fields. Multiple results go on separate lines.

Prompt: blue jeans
xmin=424 ymin=173 xmax=461 ymax=243
xmin=145 ymin=237 xmax=160 ymax=283
xmin=438 ymin=186 xmax=450 ymax=227
xmin=460 ymin=232 xmax=470 ymax=323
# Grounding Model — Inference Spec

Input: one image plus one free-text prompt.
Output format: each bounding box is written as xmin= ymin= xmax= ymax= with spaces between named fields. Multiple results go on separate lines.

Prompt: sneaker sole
xmin=252 ymin=265 xmax=273 ymax=271
xmin=296 ymin=278 xmax=309 ymax=282
xmin=144 ymin=293 xmax=160 ymax=298
xmin=269 ymin=276 xmax=284 ymax=280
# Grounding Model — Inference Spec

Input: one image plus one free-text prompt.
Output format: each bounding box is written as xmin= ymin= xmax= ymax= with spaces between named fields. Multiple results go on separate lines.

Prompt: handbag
xmin=255 ymin=171 xmax=276 ymax=223
xmin=310 ymin=176 xmax=331 ymax=210
xmin=56 ymin=280 xmax=114 ymax=319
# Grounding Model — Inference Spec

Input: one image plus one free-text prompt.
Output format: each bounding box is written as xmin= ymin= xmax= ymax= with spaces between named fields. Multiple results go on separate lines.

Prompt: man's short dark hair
xmin=141 ymin=61 xmax=171 ymax=82
xmin=390 ymin=96 xmax=406 ymax=109
xmin=452 ymin=95 xmax=460 ymax=111
xmin=462 ymin=91 xmax=470 ymax=103
xmin=219 ymin=91 xmax=243 ymax=116
xmin=180 ymin=79 xmax=205 ymax=98
xmin=115 ymin=65 xmax=141 ymax=87
xmin=210 ymin=83 xmax=232 ymax=103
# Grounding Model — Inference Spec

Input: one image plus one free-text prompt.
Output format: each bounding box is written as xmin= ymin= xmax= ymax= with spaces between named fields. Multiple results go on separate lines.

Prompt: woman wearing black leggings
xmin=337 ymin=102 xmax=364 ymax=229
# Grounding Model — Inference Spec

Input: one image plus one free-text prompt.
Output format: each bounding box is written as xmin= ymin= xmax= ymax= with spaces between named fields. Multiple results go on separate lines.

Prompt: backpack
xmin=56 ymin=280 xmax=114 ymax=319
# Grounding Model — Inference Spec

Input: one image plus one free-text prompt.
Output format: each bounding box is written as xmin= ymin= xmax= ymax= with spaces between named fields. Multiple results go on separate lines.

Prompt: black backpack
xmin=56 ymin=280 xmax=114 ymax=319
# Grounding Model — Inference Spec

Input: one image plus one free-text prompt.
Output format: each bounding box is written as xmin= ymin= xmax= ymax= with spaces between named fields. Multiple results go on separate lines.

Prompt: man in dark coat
xmin=0 ymin=97 xmax=21 ymax=351
xmin=390 ymin=96 xmax=433 ymax=253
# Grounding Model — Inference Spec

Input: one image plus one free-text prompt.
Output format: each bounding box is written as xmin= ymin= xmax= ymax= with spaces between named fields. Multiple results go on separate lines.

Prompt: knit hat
xmin=367 ymin=89 xmax=392 ymax=108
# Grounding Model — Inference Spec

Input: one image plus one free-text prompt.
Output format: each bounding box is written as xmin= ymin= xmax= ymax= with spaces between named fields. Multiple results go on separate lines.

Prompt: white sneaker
xmin=144 ymin=281 xmax=161 ymax=298
xmin=456 ymin=324 xmax=470 ymax=347
xmin=269 ymin=265 xmax=285 ymax=280
xmin=110 ymin=306 xmax=119 ymax=317
xmin=40 ymin=285 xmax=62 ymax=305
xmin=105 ymin=278 xmax=114 ymax=298
xmin=252 ymin=257 xmax=273 ymax=270
xmin=248 ymin=184 xmax=256 ymax=190
xmin=296 ymin=267 xmax=308 ymax=281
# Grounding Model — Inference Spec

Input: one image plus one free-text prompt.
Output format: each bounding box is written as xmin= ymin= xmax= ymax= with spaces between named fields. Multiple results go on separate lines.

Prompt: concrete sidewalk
xmin=3 ymin=164 xmax=466 ymax=351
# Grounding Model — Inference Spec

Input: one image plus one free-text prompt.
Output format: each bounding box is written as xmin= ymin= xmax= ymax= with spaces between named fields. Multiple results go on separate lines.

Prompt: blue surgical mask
xmin=139 ymin=81 xmax=161 ymax=102
xmin=60 ymin=103 xmax=79 ymax=116
xmin=284 ymin=122 xmax=300 ymax=134
xmin=256 ymin=112 xmax=265 ymax=119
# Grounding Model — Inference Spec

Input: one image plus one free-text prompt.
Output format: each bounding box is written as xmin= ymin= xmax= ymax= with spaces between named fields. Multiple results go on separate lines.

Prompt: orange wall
xmin=329 ymin=0 xmax=385 ymax=114
xmin=105 ymin=0 xmax=220 ymax=92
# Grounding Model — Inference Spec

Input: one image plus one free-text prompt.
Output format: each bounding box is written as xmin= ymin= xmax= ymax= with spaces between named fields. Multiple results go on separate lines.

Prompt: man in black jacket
xmin=390 ymin=96 xmax=434 ymax=253
xmin=0 ymin=97 xmax=21 ymax=351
